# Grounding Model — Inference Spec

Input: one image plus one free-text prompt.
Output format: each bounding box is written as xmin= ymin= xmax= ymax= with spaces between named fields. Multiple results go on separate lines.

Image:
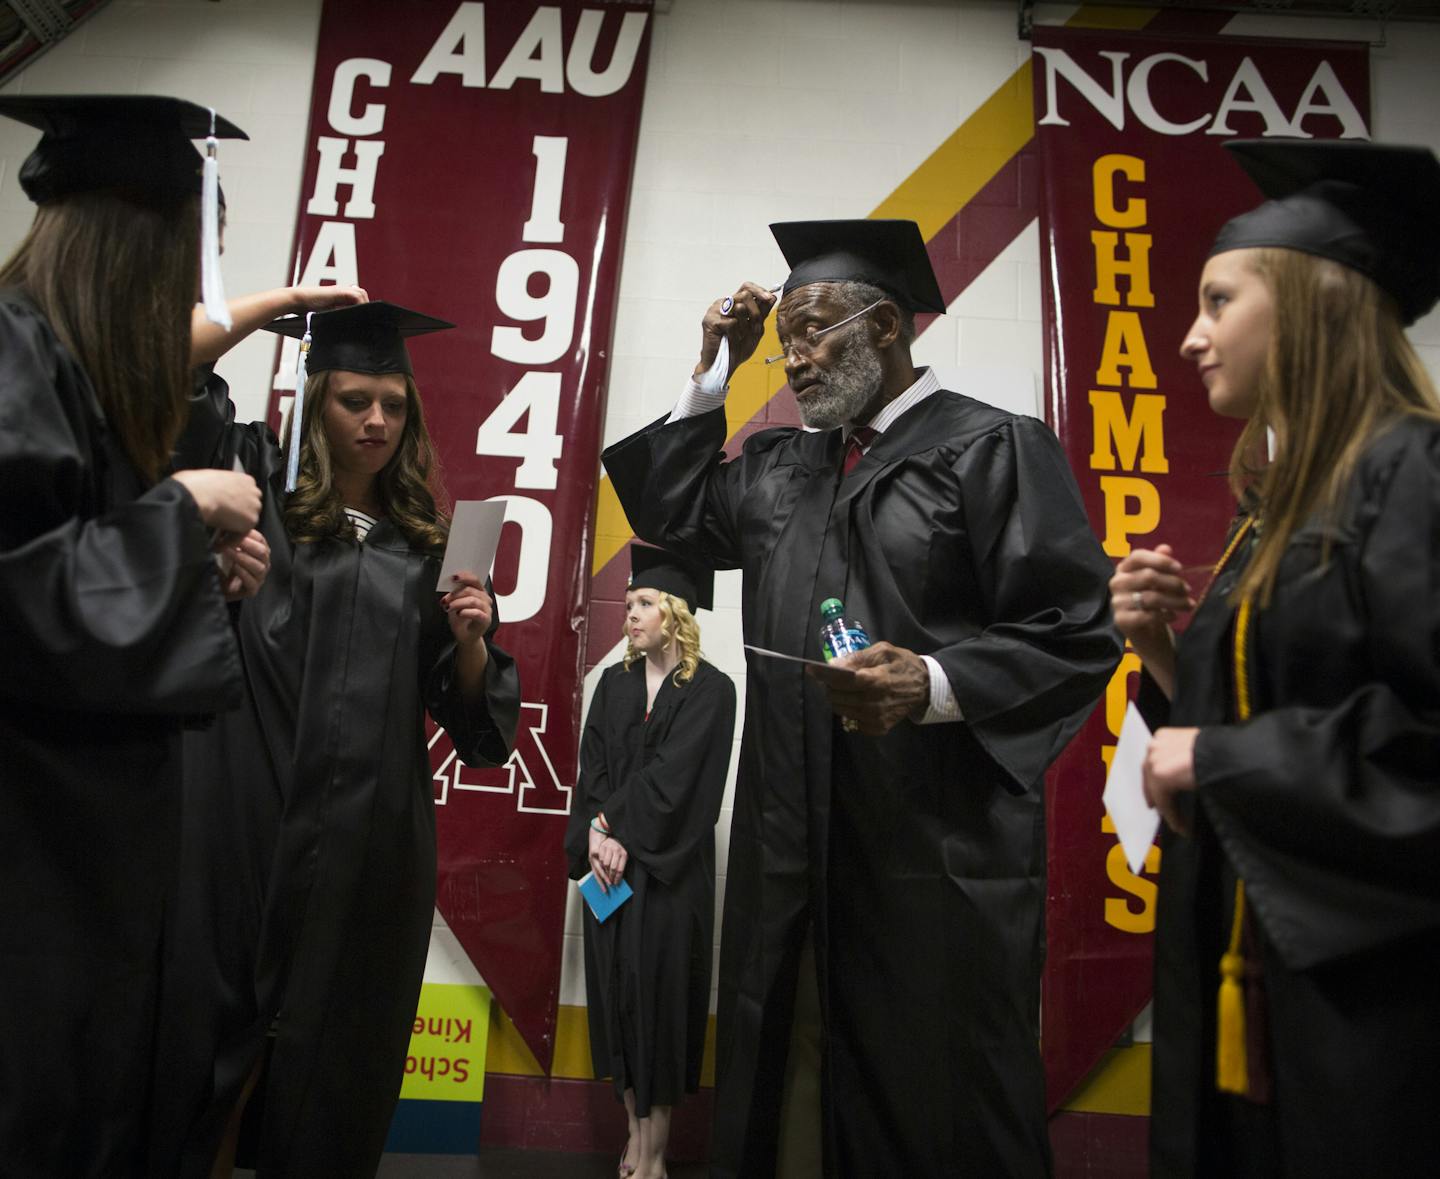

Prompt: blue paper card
xmin=578 ymin=871 xmax=633 ymax=922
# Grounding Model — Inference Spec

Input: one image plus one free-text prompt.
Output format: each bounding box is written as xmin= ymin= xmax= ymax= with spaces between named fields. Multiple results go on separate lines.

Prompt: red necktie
xmin=842 ymin=426 xmax=879 ymax=475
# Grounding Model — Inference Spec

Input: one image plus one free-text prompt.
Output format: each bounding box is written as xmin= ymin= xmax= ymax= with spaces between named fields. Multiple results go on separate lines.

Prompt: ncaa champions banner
xmin=273 ymin=0 xmax=654 ymax=1071
xmin=1032 ymin=27 xmax=1369 ymax=1106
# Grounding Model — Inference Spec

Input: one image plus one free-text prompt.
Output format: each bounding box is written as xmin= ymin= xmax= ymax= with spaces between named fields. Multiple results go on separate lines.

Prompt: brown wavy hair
xmin=622 ymin=591 xmax=703 ymax=684
xmin=281 ymin=369 xmax=450 ymax=552
xmin=0 ymin=189 xmax=199 ymax=485
xmin=1229 ymin=248 xmax=1440 ymax=605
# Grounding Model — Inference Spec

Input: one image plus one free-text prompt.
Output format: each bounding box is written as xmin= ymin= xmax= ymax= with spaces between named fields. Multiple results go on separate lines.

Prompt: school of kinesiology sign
xmin=273 ymin=0 xmax=654 ymax=1072
xmin=1030 ymin=27 xmax=1369 ymax=1108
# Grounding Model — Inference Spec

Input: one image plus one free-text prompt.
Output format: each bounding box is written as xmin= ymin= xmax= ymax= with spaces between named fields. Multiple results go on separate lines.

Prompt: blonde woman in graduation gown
xmin=565 ymin=546 xmax=736 ymax=1179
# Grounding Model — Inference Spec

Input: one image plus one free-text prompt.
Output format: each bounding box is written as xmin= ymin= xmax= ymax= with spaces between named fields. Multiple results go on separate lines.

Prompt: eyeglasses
xmin=764 ymin=298 xmax=884 ymax=365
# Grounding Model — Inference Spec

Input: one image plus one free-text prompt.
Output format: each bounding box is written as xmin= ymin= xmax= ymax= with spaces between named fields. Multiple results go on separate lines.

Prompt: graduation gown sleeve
xmin=0 ymin=307 xmax=239 ymax=715
xmin=1193 ymin=421 xmax=1440 ymax=970
xmin=924 ymin=415 xmax=1122 ymax=789
xmin=175 ymin=364 xmax=232 ymax=467
xmin=176 ymin=363 xmax=280 ymax=478
xmin=604 ymin=406 xmax=788 ymax=570
xmin=423 ymin=607 xmax=521 ymax=769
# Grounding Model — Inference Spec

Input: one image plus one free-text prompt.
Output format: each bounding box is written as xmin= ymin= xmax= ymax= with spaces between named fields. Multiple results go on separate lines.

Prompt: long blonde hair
xmin=0 ymin=189 xmax=199 ymax=485
xmin=1229 ymin=248 xmax=1440 ymax=605
xmin=622 ymin=590 xmax=703 ymax=684
xmin=282 ymin=369 xmax=450 ymax=552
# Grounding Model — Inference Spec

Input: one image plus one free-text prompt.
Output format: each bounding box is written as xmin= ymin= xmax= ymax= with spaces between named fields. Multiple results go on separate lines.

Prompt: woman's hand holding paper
xmin=1142 ymin=726 xmax=1200 ymax=836
xmin=442 ymin=572 xmax=492 ymax=647
xmin=443 ymin=573 xmax=492 ymax=700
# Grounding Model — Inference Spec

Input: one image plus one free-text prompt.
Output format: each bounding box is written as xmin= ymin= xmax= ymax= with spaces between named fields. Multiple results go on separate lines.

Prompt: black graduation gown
xmin=602 ymin=390 xmax=1121 ymax=1179
xmin=1149 ymin=415 xmax=1440 ymax=1179
xmin=151 ymin=375 xmax=521 ymax=1178
xmin=0 ymin=295 xmax=241 ymax=1178
xmin=563 ymin=659 xmax=737 ymax=1116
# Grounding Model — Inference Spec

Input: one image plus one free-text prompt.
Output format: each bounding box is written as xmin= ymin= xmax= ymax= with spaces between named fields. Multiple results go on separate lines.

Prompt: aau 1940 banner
xmin=1032 ymin=26 xmax=1369 ymax=1107
xmin=273 ymin=0 xmax=655 ymax=1072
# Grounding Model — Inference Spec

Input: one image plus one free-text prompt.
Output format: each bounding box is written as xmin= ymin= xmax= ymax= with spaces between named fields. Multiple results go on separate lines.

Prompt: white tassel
xmin=200 ymin=109 xmax=231 ymax=329
xmin=284 ymin=314 xmax=313 ymax=493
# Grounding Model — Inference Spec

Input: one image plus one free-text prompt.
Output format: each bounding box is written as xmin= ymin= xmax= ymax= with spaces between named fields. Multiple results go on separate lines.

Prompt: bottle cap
xmin=819 ymin=597 xmax=845 ymax=619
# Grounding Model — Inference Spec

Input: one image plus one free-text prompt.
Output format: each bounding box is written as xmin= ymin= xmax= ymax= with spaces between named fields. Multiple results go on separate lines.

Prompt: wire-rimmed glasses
xmin=764 ymin=298 xmax=884 ymax=365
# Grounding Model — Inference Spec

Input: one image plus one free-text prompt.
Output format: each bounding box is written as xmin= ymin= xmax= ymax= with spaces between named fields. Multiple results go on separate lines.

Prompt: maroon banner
xmin=273 ymin=0 xmax=654 ymax=1071
xmin=1033 ymin=27 xmax=1369 ymax=1107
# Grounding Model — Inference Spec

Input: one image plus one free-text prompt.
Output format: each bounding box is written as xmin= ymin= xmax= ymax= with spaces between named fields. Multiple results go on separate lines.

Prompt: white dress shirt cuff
xmin=917 ymin=655 xmax=964 ymax=724
xmin=667 ymin=375 xmax=728 ymax=423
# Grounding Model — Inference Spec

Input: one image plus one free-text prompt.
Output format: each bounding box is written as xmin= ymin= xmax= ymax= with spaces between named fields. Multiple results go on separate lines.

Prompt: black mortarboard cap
xmin=0 ymin=94 xmax=247 ymax=203
xmin=264 ymin=301 xmax=455 ymax=377
xmin=629 ymin=544 xmax=713 ymax=614
xmin=771 ymin=219 xmax=946 ymax=314
xmin=1211 ymin=139 xmax=1440 ymax=326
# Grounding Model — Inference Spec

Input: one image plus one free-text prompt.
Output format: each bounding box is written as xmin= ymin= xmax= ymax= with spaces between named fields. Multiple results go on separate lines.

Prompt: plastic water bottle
xmin=818 ymin=597 xmax=871 ymax=662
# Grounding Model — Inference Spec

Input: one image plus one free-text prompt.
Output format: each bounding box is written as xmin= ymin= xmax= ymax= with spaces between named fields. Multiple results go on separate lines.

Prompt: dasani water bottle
xmin=818 ymin=597 xmax=871 ymax=662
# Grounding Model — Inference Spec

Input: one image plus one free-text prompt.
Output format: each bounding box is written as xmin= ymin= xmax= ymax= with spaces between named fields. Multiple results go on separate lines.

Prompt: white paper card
xmin=1103 ymin=701 xmax=1160 ymax=875
xmin=697 ymin=335 xmax=730 ymax=394
xmin=742 ymin=643 xmax=858 ymax=685
xmin=437 ymin=500 xmax=507 ymax=590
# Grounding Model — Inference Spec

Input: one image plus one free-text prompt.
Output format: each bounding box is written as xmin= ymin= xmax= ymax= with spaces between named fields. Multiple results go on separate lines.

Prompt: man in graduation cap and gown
xmin=1118 ymin=141 xmax=1440 ymax=1179
xmin=154 ymin=301 xmax=521 ymax=1177
xmin=603 ymin=220 xmax=1121 ymax=1177
xmin=0 ymin=95 xmax=256 ymax=1178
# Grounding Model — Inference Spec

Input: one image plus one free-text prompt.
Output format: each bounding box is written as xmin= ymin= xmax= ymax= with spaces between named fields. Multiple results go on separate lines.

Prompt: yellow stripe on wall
xmin=871 ymin=59 xmax=1035 ymax=240
xmin=1060 ymin=1044 xmax=1152 ymax=1115
xmin=1067 ymin=5 xmax=1159 ymax=28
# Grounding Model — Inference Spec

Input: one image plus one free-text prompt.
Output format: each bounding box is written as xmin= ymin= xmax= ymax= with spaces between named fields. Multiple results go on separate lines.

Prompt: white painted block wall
xmin=3 ymin=0 xmax=1438 ymax=1036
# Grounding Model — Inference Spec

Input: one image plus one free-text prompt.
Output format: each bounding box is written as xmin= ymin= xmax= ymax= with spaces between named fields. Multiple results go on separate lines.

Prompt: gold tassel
xmin=1216 ymin=881 xmax=1249 ymax=1095
xmin=1214 ymin=591 xmax=1256 ymax=1097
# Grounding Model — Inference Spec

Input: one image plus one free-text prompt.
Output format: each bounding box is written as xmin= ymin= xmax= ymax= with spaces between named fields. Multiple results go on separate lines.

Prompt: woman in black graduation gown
xmin=1111 ymin=140 xmax=1440 ymax=1178
xmin=564 ymin=546 xmax=736 ymax=1179
xmin=0 ymin=97 xmax=265 ymax=1178
xmin=157 ymin=299 xmax=521 ymax=1178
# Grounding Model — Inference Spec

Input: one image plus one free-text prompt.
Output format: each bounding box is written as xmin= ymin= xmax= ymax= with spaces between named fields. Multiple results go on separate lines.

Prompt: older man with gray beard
xmin=602 ymin=220 xmax=1120 ymax=1179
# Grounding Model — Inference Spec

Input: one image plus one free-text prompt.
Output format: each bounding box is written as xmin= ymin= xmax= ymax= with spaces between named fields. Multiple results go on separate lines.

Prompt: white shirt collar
xmin=846 ymin=366 xmax=940 ymax=436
